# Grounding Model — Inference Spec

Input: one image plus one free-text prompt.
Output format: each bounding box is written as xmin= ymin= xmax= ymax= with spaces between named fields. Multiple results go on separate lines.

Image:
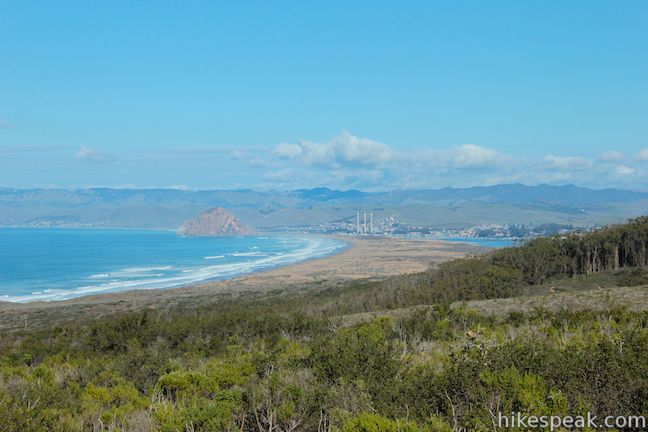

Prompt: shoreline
xmin=1 ymin=233 xmax=348 ymax=304
xmin=0 ymin=236 xmax=487 ymax=329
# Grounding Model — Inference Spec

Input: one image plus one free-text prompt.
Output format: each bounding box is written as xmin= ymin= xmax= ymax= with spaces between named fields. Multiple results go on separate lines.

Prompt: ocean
xmin=0 ymin=228 xmax=346 ymax=303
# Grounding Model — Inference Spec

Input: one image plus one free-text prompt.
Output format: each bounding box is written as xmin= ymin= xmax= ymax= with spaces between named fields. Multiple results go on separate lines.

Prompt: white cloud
xmin=616 ymin=165 xmax=636 ymax=176
xmin=635 ymin=149 xmax=648 ymax=162
xmin=450 ymin=144 xmax=501 ymax=168
xmin=76 ymin=145 xmax=114 ymax=163
xmin=257 ymin=131 xmax=647 ymax=190
xmin=599 ymin=151 xmax=625 ymax=162
xmin=273 ymin=130 xmax=395 ymax=168
xmin=265 ymin=132 xmax=517 ymax=190
xmin=544 ymin=155 xmax=592 ymax=170
xmin=274 ymin=132 xmax=508 ymax=174
xmin=274 ymin=143 xmax=303 ymax=159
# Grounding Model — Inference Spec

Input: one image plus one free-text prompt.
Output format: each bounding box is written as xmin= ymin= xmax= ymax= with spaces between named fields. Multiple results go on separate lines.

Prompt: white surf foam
xmin=6 ymin=237 xmax=347 ymax=303
xmin=123 ymin=265 xmax=173 ymax=273
xmin=228 ymin=251 xmax=265 ymax=257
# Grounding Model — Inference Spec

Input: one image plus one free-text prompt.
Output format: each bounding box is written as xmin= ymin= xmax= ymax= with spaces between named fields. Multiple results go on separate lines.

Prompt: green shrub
xmin=342 ymin=413 xmax=431 ymax=432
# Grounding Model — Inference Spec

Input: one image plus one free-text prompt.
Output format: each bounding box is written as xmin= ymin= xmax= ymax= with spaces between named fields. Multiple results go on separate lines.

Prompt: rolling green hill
xmin=2 ymin=184 xmax=648 ymax=229
xmin=1 ymin=217 xmax=648 ymax=431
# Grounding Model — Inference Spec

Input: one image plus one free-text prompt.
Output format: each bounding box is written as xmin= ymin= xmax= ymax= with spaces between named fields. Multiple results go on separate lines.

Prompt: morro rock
xmin=177 ymin=207 xmax=253 ymax=236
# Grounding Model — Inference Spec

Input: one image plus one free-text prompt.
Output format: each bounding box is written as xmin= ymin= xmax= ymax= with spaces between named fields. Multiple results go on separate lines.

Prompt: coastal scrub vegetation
xmin=307 ymin=216 xmax=648 ymax=315
xmin=1 ymin=217 xmax=648 ymax=431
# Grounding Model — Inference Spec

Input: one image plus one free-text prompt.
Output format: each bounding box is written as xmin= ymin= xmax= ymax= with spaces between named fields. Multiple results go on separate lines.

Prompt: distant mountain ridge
xmin=1 ymin=184 xmax=647 ymax=229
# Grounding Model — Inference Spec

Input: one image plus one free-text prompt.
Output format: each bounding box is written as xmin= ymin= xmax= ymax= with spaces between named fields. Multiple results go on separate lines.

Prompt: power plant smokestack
xmin=363 ymin=211 xmax=367 ymax=235
xmin=356 ymin=210 xmax=360 ymax=234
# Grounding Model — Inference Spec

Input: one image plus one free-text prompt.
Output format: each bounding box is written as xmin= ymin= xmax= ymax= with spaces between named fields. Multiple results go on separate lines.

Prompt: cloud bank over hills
xmin=1 ymin=130 xmax=646 ymax=191
xmin=239 ymin=131 xmax=644 ymax=191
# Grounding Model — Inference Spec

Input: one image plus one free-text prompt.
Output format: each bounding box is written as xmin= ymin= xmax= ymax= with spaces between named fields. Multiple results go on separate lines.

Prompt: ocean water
xmin=0 ymin=228 xmax=346 ymax=303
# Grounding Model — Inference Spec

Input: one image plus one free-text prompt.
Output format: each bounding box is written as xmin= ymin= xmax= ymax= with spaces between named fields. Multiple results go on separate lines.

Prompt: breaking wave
xmin=5 ymin=236 xmax=346 ymax=303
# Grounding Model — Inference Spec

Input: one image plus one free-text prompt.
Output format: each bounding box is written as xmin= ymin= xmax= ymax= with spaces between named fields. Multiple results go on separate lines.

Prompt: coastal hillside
xmin=177 ymin=207 xmax=252 ymax=236
xmin=5 ymin=1 xmax=645 ymax=430
xmin=1 ymin=217 xmax=647 ymax=431
xmin=2 ymin=184 xmax=647 ymax=229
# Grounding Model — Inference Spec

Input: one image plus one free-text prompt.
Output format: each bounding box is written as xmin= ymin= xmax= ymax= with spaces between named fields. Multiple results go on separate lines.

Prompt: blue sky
xmin=1 ymin=1 xmax=647 ymax=190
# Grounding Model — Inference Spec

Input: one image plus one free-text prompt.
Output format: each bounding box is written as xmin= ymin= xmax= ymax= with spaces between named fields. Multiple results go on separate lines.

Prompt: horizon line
xmin=0 ymin=182 xmax=646 ymax=194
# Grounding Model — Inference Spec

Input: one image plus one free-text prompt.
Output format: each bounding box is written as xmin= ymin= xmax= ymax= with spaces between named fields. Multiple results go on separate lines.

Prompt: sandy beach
xmin=230 ymin=236 xmax=485 ymax=284
xmin=0 ymin=236 xmax=486 ymax=330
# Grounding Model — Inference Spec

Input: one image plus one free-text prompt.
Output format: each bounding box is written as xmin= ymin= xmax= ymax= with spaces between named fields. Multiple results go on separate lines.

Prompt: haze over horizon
xmin=1 ymin=1 xmax=647 ymax=191
xmin=2 ymin=182 xmax=648 ymax=195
